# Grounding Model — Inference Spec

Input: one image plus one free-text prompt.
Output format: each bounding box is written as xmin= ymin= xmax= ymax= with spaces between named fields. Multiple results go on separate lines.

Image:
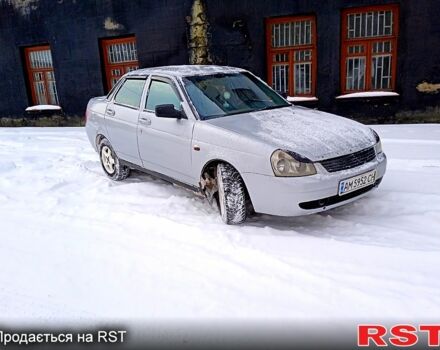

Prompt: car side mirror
xmin=155 ymin=104 xmax=183 ymax=119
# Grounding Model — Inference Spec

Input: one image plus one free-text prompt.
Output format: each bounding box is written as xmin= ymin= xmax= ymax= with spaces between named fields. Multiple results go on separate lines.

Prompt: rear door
xmin=137 ymin=76 xmax=196 ymax=185
xmin=105 ymin=77 xmax=146 ymax=165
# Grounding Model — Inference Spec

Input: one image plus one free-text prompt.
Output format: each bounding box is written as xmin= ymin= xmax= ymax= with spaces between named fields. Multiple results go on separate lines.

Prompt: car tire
xmin=98 ymin=138 xmax=130 ymax=181
xmin=216 ymin=163 xmax=247 ymax=225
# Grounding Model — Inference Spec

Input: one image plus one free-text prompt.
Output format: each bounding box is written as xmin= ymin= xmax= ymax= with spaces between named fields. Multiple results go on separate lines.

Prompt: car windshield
xmin=182 ymin=72 xmax=290 ymax=120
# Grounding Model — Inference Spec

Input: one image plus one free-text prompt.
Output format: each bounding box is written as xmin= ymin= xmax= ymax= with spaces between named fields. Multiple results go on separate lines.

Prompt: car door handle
xmin=139 ymin=117 xmax=151 ymax=126
xmin=106 ymin=108 xmax=115 ymax=116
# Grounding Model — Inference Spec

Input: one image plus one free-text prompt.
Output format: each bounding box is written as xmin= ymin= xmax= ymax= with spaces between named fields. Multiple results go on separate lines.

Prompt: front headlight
xmin=270 ymin=150 xmax=317 ymax=177
xmin=371 ymin=129 xmax=383 ymax=155
xmin=374 ymin=140 xmax=383 ymax=155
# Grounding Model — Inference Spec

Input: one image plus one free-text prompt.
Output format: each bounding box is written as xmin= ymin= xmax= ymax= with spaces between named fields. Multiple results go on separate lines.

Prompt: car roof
xmin=125 ymin=65 xmax=247 ymax=78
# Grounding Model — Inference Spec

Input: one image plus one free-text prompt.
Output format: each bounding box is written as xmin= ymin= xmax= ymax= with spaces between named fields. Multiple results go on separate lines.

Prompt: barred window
xmin=341 ymin=5 xmax=399 ymax=93
xmin=24 ymin=45 xmax=59 ymax=105
xmin=266 ymin=16 xmax=316 ymax=97
xmin=101 ymin=36 xmax=139 ymax=92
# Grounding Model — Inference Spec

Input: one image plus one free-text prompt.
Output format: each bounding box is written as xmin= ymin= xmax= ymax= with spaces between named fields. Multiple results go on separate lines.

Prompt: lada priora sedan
xmin=85 ymin=65 xmax=386 ymax=224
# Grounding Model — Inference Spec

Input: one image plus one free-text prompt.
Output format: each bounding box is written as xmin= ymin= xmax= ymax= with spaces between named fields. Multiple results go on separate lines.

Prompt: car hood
xmin=205 ymin=106 xmax=376 ymax=161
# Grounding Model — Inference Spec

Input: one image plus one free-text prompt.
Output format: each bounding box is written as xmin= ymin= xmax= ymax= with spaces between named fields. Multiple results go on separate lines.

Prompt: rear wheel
xmin=98 ymin=138 xmax=130 ymax=181
xmin=216 ymin=163 xmax=247 ymax=225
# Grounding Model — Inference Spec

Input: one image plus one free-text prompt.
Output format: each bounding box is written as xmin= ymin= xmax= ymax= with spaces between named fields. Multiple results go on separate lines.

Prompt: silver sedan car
xmin=85 ymin=65 xmax=386 ymax=224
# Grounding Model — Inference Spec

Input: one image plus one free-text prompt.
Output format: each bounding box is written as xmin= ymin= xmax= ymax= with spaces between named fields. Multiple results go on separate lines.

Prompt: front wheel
xmin=98 ymin=138 xmax=130 ymax=181
xmin=216 ymin=163 xmax=247 ymax=225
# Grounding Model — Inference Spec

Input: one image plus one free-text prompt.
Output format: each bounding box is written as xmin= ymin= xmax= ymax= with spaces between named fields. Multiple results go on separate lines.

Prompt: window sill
xmin=25 ymin=105 xmax=62 ymax=112
xmin=335 ymin=91 xmax=399 ymax=99
xmin=287 ymin=96 xmax=318 ymax=103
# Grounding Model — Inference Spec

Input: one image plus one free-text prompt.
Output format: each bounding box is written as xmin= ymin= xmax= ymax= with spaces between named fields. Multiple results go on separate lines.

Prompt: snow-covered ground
xmin=0 ymin=124 xmax=439 ymax=324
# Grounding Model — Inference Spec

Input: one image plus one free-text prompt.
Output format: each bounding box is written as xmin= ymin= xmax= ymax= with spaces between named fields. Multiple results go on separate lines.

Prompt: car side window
xmin=145 ymin=80 xmax=182 ymax=111
xmin=114 ymin=79 xmax=146 ymax=109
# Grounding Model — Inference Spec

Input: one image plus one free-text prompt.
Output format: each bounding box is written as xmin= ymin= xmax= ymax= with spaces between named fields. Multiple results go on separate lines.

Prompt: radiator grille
xmin=320 ymin=147 xmax=376 ymax=173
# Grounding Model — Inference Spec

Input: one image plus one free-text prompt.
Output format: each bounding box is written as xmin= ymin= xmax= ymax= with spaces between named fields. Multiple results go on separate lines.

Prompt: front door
xmin=137 ymin=76 xmax=195 ymax=185
xmin=105 ymin=77 xmax=146 ymax=165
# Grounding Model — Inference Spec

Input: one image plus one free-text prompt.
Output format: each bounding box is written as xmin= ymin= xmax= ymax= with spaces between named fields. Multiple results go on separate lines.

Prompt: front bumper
xmin=241 ymin=153 xmax=387 ymax=216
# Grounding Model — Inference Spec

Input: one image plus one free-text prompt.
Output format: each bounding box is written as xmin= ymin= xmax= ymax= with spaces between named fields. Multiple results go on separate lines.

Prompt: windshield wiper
xmin=203 ymin=110 xmax=252 ymax=119
xmin=203 ymin=105 xmax=290 ymax=120
xmin=255 ymin=105 xmax=289 ymax=112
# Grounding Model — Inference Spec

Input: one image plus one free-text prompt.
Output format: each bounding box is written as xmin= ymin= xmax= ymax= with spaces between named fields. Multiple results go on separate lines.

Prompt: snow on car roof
xmin=125 ymin=65 xmax=246 ymax=78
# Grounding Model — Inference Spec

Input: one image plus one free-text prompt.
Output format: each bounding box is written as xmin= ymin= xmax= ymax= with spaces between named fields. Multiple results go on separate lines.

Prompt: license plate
xmin=338 ymin=169 xmax=377 ymax=196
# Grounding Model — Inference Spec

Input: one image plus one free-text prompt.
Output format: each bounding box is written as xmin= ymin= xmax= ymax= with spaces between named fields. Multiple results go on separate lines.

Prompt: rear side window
xmin=114 ymin=79 xmax=145 ymax=108
xmin=145 ymin=80 xmax=181 ymax=111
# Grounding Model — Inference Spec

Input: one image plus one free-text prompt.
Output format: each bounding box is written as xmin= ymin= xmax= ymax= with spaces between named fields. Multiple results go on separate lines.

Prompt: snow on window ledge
xmin=287 ymin=96 xmax=318 ymax=103
xmin=25 ymin=105 xmax=62 ymax=112
xmin=335 ymin=91 xmax=399 ymax=99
